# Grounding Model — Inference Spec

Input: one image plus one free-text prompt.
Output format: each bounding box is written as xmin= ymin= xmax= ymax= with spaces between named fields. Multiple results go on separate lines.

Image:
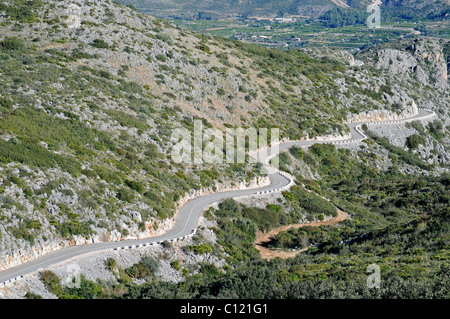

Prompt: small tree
xmin=139 ymin=256 xmax=159 ymax=274
xmin=125 ymin=265 xmax=140 ymax=278
xmin=406 ymin=134 xmax=426 ymax=150
xmin=427 ymin=120 xmax=444 ymax=141
xmin=155 ymin=54 xmax=167 ymax=62
xmin=171 ymin=260 xmax=181 ymax=271
xmin=218 ymin=199 xmax=240 ymax=214
xmin=39 ymin=270 xmax=63 ymax=297
xmin=91 ymin=39 xmax=109 ymax=49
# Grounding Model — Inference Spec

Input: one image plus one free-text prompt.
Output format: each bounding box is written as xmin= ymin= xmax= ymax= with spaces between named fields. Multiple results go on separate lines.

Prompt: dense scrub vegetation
xmin=0 ymin=0 xmax=44 ymax=23
xmin=0 ymin=31 xmax=261 ymax=240
xmin=0 ymin=0 xmax=372 ymax=247
xmin=36 ymin=172 xmax=449 ymax=298
xmin=282 ymin=186 xmax=337 ymax=219
xmin=35 ymin=142 xmax=449 ymax=298
xmin=366 ymin=130 xmax=433 ymax=171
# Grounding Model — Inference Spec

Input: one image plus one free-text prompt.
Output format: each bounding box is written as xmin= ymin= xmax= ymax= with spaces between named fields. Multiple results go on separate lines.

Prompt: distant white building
xmin=252 ymin=35 xmax=271 ymax=40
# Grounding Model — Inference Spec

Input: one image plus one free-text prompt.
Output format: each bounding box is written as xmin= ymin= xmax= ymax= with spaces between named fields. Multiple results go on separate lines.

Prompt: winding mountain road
xmin=0 ymin=109 xmax=436 ymax=287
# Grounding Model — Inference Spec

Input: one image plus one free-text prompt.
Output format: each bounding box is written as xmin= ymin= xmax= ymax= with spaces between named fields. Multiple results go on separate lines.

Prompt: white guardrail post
xmin=0 ymin=275 xmax=25 ymax=288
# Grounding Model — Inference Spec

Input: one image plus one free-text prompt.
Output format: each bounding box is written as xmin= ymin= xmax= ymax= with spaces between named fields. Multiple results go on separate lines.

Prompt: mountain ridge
xmin=119 ymin=0 xmax=450 ymax=19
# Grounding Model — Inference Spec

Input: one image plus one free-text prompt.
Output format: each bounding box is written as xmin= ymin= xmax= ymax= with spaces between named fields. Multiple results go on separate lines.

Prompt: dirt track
xmin=255 ymin=208 xmax=349 ymax=261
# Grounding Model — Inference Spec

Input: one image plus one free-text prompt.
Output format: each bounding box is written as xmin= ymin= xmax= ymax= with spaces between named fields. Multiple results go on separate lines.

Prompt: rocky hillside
xmin=0 ymin=0 xmax=448 ymax=271
xmin=120 ymin=0 xmax=339 ymax=19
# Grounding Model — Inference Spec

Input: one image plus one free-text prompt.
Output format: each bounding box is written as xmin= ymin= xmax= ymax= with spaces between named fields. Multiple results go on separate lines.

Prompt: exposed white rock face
xmin=376 ymin=49 xmax=418 ymax=75
xmin=347 ymin=100 xmax=418 ymax=123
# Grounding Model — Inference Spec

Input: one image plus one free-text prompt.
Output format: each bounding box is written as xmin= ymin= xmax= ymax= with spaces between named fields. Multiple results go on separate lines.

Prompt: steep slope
xmin=120 ymin=0 xmax=450 ymax=19
xmin=120 ymin=0 xmax=337 ymax=19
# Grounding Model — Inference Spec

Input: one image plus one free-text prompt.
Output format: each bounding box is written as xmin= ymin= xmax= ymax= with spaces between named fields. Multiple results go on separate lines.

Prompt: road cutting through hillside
xmin=255 ymin=208 xmax=349 ymax=261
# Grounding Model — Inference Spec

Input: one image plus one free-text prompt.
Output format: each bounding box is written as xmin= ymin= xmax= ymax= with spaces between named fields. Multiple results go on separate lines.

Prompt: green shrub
xmin=427 ymin=120 xmax=444 ymax=141
xmin=104 ymin=257 xmax=117 ymax=271
xmin=0 ymin=37 xmax=25 ymax=51
xmin=155 ymin=54 xmax=167 ymax=62
xmin=0 ymin=96 xmax=13 ymax=108
xmin=24 ymin=218 xmax=42 ymax=230
xmin=125 ymin=265 xmax=140 ymax=278
xmin=196 ymin=43 xmax=212 ymax=54
xmin=11 ymin=222 xmax=35 ymax=245
xmin=241 ymin=206 xmax=281 ymax=232
xmin=171 ymin=260 xmax=181 ymax=271
xmin=282 ymin=191 xmax=295 ymax=201
xmin=155 ymin=33 xmax=172 ymax=44
xmin=25 ymin=292 xmax=43 ymax=299
xmin=199 ymin=263 xmax=221 ymax=277
xmin=116 ymin=187 xmax=135 ymax=202
xmin=139 ymin=256 xmax=159 ymax=274
xmin=406 ymin=134 xmax=426 ymax=150
xmin=90 ymin=39 xmax=110 ymax=49
xmin=188 ymin=244 xmax=213 ymax=255
xmin=289 ymin=146 xmax=304 ymax=159
xmin=290 ymin=187 xmax=337 ymax=217
xmin=218 ymin=199 xmax=240 ymax=216
xmin=55 ymin=220 xmax=94 ymax=238
xmin=125 ymin=180 xmax=145 ymax=193
xmin=39 ymin=271 xmax=63 ymax=296
xmin=63 ymin=275 xmax=103 ymax=299
xmin=98 ymin=70 xmax=112 ymax=79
